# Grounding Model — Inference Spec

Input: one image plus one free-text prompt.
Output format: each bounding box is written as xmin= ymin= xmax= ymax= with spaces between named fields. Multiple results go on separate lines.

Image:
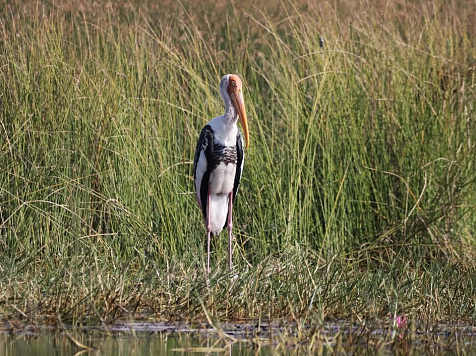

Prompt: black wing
xmin=193 ymin=125 xmax=214 ymax=220
xmin=233 ymin=129 xmax=245 ymax=202
xmin=223 ymin=129 xmax=245 ymax=230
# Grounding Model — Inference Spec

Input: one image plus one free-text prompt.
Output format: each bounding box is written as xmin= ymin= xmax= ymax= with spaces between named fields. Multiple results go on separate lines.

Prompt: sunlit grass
xmin=1 ymin=0 xmax=475 ymax=327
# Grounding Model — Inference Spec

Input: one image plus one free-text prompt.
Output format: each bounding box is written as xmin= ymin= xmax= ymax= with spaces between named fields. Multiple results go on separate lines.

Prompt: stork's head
xmin=220 ymin=74 xmax=249 ymax=149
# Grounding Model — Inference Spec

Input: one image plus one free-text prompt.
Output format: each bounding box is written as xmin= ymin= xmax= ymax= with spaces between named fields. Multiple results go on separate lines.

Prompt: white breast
xmin=209 ymin=162 xmax=237 ymax=195
xmin=209 ymin=116 xmax=238 ymax=146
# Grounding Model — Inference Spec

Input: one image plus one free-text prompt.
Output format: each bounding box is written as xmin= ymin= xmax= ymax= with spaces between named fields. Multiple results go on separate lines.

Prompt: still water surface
xmin=1 ymin=322 xmax=476 ymax=355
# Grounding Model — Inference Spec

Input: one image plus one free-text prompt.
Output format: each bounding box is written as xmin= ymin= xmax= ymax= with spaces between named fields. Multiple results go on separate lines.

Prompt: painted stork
xmin=193 ymin=74 xmax=249 ymax=273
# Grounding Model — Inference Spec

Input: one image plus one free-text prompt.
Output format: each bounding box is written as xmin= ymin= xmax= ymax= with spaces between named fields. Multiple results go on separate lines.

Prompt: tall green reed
xmin=1 ymin=0 xmax=475 ymax=323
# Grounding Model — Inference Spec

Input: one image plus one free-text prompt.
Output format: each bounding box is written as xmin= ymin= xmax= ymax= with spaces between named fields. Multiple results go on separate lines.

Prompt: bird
xmin=193 ymin=74 xmax=249 ymax=274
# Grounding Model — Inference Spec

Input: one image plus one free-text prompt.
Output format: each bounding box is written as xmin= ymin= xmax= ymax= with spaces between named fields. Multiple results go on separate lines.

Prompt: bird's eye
xmin=232 ymin=81 xmax=236 ymax=86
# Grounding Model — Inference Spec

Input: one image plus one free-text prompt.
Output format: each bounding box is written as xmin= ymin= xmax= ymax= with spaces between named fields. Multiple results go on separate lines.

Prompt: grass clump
xmin=1 ymin=0 xmax=476 ymax=327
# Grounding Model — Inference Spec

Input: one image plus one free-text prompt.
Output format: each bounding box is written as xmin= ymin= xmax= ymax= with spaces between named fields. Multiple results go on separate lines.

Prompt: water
xmin=1 ymin=321 xmax=476 ymax=355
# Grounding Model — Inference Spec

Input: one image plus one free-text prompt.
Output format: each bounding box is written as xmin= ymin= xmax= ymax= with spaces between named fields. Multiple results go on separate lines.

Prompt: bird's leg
xmin=206 ymin=185 xmax=212 ymax=274
xmin=227 ymin=190 xmax=233 ymax=271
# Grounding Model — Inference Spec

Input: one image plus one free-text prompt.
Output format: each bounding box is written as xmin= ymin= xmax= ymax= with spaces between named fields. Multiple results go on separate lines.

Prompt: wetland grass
xmin=1 ymin=0 xmax=476 ymax=335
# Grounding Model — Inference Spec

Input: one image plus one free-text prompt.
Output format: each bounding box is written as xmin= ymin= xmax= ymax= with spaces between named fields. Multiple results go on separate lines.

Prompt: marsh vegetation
xmin=1 ymin=1 xmax=475 ymax=349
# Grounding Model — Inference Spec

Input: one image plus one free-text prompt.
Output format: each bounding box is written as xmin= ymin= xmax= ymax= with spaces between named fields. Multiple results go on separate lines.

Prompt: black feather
xmin=193 ymin=125 xmax=214 ymax=220
xmin=223 ymin=129 xmax=245 ymax=229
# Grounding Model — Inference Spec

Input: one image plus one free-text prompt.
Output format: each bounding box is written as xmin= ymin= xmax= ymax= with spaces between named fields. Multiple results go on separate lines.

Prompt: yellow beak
xmin=230 ymin=90 xmax=249 ymax=149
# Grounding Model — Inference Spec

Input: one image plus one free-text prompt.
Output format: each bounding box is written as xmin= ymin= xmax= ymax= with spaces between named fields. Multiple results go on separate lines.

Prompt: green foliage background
xmin=1 ymin=0 xmax=475 ymax=324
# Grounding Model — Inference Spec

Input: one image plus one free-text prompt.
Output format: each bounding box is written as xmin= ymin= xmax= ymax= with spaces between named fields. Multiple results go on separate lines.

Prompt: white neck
xmin=223 ymin=97 xmax=238 ymax=123
xmin=208 ymin=74 xmax=240 ymax=146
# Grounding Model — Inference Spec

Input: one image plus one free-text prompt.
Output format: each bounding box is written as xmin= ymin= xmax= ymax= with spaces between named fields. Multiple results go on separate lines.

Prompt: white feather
xmin=208 ymin=116 xmax=238 ymax=146
xmin=209 ymin=194 xmax=229 ymax=233
xmin=209 ymin=162 xmax=236 ymax=195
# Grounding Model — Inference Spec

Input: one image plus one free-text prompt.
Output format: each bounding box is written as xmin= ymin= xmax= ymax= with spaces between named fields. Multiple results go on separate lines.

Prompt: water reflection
xmin=1 ymin=325 xmax=476 ymax=356
xmin=2 ymin=333 xmax=233 ymax=356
